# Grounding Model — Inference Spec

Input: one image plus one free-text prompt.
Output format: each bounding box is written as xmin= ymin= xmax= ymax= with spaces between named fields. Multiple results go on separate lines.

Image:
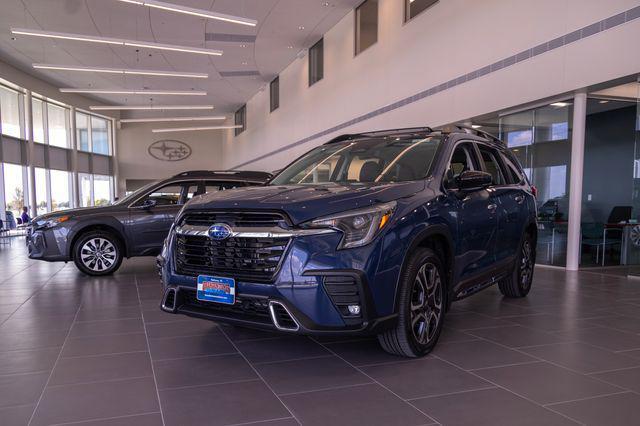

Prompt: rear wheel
xmin=378 ymin=248 xmax=446 ymax=357
xmin=499 ymin=233 xmax=535 ymax=298
xmin=73 ymin=231 xmax=123 ymax=276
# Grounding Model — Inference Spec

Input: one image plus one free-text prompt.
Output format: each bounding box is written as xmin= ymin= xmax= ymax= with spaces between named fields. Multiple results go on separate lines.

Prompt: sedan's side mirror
xmin=141 ymin=199 xmax=157 ymax=210
xmin=457 ymin=171 xmax=493 ymax=191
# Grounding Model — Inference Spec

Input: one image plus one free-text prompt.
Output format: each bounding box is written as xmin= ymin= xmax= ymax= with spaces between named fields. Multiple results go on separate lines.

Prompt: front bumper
xmin=160 ymin=230 xmax=401 ymax=335
xmin=26 ymin=227 xmax=69 ymax=261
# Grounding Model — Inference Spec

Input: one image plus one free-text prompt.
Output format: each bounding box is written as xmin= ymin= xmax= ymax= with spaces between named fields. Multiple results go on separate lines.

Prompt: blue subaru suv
xmin=158 ymin=126 xmax=537 ymax=357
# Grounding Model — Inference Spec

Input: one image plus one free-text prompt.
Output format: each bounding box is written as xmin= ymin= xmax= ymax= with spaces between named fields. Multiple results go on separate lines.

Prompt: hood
xmin=184 ymin=181 xmax=426 ymax=224
xmin=33 ymin=204 xmax=121 ymax=223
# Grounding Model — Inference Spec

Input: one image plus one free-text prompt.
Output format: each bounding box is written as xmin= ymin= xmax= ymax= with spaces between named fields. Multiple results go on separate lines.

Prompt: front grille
xmin=181 ymin=290 xmax=271 ymax=324
xmin=181 ymin=211 xmax=288 ymax=228
xmin=175 ymin=234 xmax=289 ymax=282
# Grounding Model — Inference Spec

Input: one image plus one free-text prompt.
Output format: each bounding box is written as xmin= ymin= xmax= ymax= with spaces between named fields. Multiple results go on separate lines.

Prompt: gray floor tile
xmin=473 ymin=361 xmax=622 ymax=404
xmin=445 ymin=312 xmax=512 ymax=330
xmin=0 ymin=347 xmax=60 ymax=375
xmin=551 ymin=392 xmax=640 ymax=426
xmin=160 ymin=380 xmax=290 ymax=426
xmin=361 ymin=357 xmax=490 ymax=399
xmin=75 ymin=306 xmax=142 ymax=322
xmin=433 ymin=339 xmax=536 ymax=370
xmin=154 ymin=353 xmax=256 ymax=390
xmin=30 ymin=377 xmax=159 ymax=426
xmin=324 ymin=339 xmax=408 ymax=366
xmin=592 ymin=366 xmax=640 ymax=393
xmin=506 ymin=313 xmax=600 ymax=332
xmin=521 ymin=341 xmax=640 ymax=373
xmin=412 ymin=387 xmax=579 ymax=426
xmin=149 ymin=333 xmax=236 ymax=361
xmin=256 ymin=355 xmax=372 ymax=395
xmin=554 ymin=326 xmax=640 ymax=351
xmin=219 ymin=324 xmax=282 ymax=342
xmin=236 ymin=336 xmax=329 ymax=364
xmin=0 ymin=328 xmax=69 ymax=351
xmin=62 ymin=333 xmax=149 ymax=358
xmin=282 ymin=383 xmax=433 ymax=426
xmin=469 ymin=325 xmax=567 ymax=348
xmin=69 ymin=318 xmax=144 ymax=338
xmin=55 ymin=413 xmax=164 ymax=426
xmin=0 ymin=372 xmax=48 ymax=408
xmin=145 ymin=317 xmax=220 ymax=338
xmin=50 ymin=351 xmax=153 ymax=386
xmin=0 ymin=404 xmax=36 ymax=426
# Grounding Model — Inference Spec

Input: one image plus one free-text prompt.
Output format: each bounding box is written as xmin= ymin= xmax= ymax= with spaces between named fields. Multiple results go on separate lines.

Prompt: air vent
xmin=161 ymin=288 xmax=177 ymax=312
xmin=323 ymin=275 xmax=362 ymax=319
xmin=269 ymin=301 xmax=299 ymax=331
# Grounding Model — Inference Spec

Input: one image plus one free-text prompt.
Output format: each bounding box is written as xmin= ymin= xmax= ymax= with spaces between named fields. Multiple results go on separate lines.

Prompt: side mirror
xmin=457 ymin=171 xmax=492 ymax=191
xmin=140 ymin=199 xmax=157 ymax=210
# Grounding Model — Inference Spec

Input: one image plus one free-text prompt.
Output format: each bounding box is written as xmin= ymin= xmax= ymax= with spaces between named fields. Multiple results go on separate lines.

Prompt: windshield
xmin=113 ymin=181 xmax=159 ymax=205
xmin=270 ymin=135 xmax=441 ymax=186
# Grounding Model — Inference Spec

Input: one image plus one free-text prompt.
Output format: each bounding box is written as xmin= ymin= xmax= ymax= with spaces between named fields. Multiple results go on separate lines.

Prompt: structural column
xmin=566 ymin=90 xmax=587 ymax=271
xmin=25 ymin=91 xmax=37 ymax=219
xmin=70 ymin=107 xmax=80 ymax=208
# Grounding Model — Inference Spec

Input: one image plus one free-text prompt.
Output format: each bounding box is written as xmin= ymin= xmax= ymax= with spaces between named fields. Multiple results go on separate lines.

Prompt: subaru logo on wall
xmin=208 ymin=224 xmax=233 ymax=240
xmin=148 ymin=140 xmax=192 ymax=161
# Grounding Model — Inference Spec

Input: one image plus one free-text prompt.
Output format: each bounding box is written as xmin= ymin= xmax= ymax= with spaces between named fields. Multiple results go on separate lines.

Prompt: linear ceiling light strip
xmin=33 ymin=64 xmax=208 ymax=79
xmin=90 ymin=105 xmax=215 ymax=111
xmin=120 ymin=116 xmax=226 ymax=123
xmin=152 ymin=125 xmax=242 ymax=133
xmin=115 ymin=0 xmax=257 ymax=26
xmin=60 ymin=89 xmax=207 ymax=96
xmin=12 ymin=28 xmax=222 ymax=56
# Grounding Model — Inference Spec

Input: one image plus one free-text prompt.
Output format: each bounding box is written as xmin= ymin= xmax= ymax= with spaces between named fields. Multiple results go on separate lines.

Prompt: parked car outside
xmin=26 ymin=170 xmax=272 ymax=275
xmin=158 ymin=127 xmax=537 ymax=357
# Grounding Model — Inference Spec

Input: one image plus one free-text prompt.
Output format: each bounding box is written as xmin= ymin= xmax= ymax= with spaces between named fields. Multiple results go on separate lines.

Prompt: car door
xmin=444 ymin=142 xmax=498 ymax=292
xmin=476 ymin=144 xmax=522 ymax=266
xmin=128 ymin=181 xmax=197 ymax=255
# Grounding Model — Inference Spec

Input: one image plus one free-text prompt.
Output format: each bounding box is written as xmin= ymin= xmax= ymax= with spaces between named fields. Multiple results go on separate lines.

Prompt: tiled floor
xmin=2 ymin=241 xmax=640 ymax=425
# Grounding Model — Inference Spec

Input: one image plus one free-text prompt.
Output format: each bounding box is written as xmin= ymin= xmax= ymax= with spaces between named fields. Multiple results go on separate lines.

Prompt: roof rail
xmin=448 ymin=125 xmax=503 ymax=144
xmin=328 ymin=126 xmax=434 ymax=144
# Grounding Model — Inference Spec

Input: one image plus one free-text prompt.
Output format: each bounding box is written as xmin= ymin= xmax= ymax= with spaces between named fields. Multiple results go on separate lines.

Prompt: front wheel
xmin=378 ymin=248 xmax=446 ymax=358
xmin=73 ymin=231 xmax=123 ymax=276
xmin=499 ymin=233 xmax=535 ymax=298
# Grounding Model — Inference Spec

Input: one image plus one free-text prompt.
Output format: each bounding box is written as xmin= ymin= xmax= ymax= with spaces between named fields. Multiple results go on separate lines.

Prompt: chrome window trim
xmin=175 ymin=224 xmax=336 ymax=238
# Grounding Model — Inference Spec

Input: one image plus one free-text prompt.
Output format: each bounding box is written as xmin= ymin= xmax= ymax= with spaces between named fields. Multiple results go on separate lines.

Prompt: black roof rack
xmin=172 ymin=170 xmax=272 ymax=181
xmin=328 ymin=127 xmax=434 ymax=144
xmin=443 ymin=125 xmax=503 ymax=144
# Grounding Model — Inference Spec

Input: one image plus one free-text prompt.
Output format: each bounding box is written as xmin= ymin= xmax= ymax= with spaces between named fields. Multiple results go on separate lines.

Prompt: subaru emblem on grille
xmin=208 ymin=223 xmax=233 ymax=240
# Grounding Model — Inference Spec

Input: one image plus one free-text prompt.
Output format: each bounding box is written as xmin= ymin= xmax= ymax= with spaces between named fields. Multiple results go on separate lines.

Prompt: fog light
xmin=347 ymin=305 xmax=361 ymax=315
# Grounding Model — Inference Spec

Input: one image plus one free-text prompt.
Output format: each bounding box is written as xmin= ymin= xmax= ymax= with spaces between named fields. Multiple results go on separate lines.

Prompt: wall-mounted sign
xmin=148 ymin=140 xmax=192 ymax=161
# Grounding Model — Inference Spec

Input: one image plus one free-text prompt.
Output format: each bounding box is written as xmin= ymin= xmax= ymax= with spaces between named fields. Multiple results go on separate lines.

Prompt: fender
xmin=67 ymin=216 xmax=129 ymax=258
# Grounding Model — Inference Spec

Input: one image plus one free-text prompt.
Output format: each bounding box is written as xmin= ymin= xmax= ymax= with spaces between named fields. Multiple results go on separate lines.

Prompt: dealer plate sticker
xmin=197 ymin=275 xmax=235 ymax=305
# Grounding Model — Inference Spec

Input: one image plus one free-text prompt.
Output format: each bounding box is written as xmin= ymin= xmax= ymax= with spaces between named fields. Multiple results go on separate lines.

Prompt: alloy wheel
xmin=80 ymin=238 xmax=117 ymax=272
xmin=410 ymin=262 xmax=443 ymax=345
xmin=520 ymin=239 xmax=533 ymax=290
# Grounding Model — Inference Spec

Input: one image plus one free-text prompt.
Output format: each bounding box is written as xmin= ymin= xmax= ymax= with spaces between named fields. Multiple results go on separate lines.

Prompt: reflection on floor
xmin=1 ymin=238 xmax=640 ymax=425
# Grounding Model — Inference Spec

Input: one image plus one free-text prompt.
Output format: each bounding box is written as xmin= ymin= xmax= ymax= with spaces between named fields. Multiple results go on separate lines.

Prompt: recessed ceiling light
xmin=120 ymin=115 xmax=226 ymax=123
xmin=550 ymin=102 xmax=571 ymax=107
xmin=471 ymin=124 xmax=482 ymax=129
xmin=152 ymin=125 xmax=242 ymax=133
xmin=115 ymin=0 xmax=257 ymax=26
xmin=12 ymin=28 xmax=223 ymax=56
xmin=90 ymin=105 xmax=215 ymax=111
xmin=323 ymin=2 xmax=330 ymax=6
xmin=599 ymin=100 xmax=610 ymax=104
xmin=239 ymin=44 xmax=247 ymax=48
xmin=241 ymin=61 xmax=248 ymax=65
xmin=60 ymin=88 xmax=207 ymax=96
xmin=287 ymin=45 xmax=294 ymax=49
xmin=298 ymin=26 xmax=305 ymax=30
xmin=33 ymin=64 xmax=208 ymax=78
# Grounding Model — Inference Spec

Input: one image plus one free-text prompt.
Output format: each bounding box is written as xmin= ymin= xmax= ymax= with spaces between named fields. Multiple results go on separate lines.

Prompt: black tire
xmin=499 ymin=232 xmax=535 ymax=298
xmin=377 ymin=248 xmax=446 ymax=358
xmin=73 ymin=231 xmax=123 ymax=276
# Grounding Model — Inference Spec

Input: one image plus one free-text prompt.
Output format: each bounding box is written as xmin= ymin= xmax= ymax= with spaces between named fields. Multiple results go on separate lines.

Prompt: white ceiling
xmin=0 ymin=0 xmax=359 ymax=118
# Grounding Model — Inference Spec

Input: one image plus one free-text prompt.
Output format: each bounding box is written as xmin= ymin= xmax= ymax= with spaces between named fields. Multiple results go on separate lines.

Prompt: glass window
xmin=270 ymin=77 xmax=279 ymax=112
xmin=3 ymin=163 xmax=25 ymax=218
xmin=35 ymin=167 xmax=48 ymax=215
xmin=270 ymin=135 xmax=441 ymax=185
xmin=204 ymin=181 xmax=244 ymax=193
xmin=235 ymin=105 xmax=246 ymax=136
xmin=478 ymin=145 xmax=507 ymax=186
xmin=32 ymin=98 xmax=44 ymax=143
xmin=135 ymin=184 xmax=184 ymax=206
xmin=94 ymin=175 xmax=112 ymax=206
xmin=309 ymin=38 xmax=324 ymax=86
xmin=405 ymin=0 xmax=438 ymax=22
xmin=50 ymin=170 xmax=71 ymax=211
xmin=79 ymin=173 xmax=92 ymax=207
xmin=76 ymin=112 xmax=90 ymax=151
xmin=355 ymin=0 xmax=378 ymax=55
xmin=445 ymin=144 xmax=478 ymax=189
xmin=91 ymin=116 xmax=109 ymax=155
xmin=185 ymin=184 xmax=201 ymax=201
xmin=0 ymin=86 xmax=21 ymax=138
xmin=47 ymin=103 xmax=68 ymax=148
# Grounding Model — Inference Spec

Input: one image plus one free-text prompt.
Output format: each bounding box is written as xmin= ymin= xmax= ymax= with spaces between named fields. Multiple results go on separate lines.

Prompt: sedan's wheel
xmin=73 ymin=232 xmax=123 ymax=276
xmin=499 ymin=233 xmax=535 ymax=298
xmin=378 ymin=248 xmax=446 ymax=357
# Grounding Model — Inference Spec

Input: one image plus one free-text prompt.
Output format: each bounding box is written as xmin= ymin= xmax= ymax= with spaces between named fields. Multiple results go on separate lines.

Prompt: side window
xmin=204 ymin=181 xmax=245 ymax=193
xmin=445 ymin=143 xmax=477 ymax=189
xmin=185 ymin=184 xmax=201 ymax=201
xmin=478 ymin=146 xmax=507 ymax=186
xmin=501 ymin=152 xmax=525 ymax=184
xmin=135 ymin=184 xmax=185 ymax=207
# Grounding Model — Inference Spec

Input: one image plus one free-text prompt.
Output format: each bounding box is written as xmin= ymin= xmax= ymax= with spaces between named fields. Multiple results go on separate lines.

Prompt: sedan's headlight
xmin=304 ymin=201 xmax=396 ymax=249
xmin=34 ymin=215 xmax=70 ymax=230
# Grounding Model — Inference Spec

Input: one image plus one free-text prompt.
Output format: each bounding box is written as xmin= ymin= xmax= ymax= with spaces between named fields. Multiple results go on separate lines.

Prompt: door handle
xmin=487 ymin=203 xmax=498 ymax=211
xmin=514 ymin=195 xmax=525 ymax=204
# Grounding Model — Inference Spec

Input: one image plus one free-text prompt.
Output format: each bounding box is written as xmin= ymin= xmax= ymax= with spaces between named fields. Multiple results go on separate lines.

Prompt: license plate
xmin=197 ymin=275 xmax=235 ymax=305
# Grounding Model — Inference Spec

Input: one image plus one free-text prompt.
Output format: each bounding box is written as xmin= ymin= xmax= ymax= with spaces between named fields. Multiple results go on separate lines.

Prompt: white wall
xmin=116 ymin=122 xmax=225 ymax=192
xmin=222 ymin=0 xmax=640 ymax=171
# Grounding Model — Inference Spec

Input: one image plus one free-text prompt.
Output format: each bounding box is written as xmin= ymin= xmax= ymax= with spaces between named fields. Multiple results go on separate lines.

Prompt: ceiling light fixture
xmin=120 ymin=115 xmax=226 ymax=123
xmin=550 ymin=102 xmax=571 ymax=107
xmin=471 ymin=125 xmax=482 ymax=129
xmin=60 ymin=88 xmax=207 ymax=96
xmin=115 ymin=0 xmax=257 ymax=26
xmin=33 ymin=64 xmax=208 ymax=79
xmin=152 ymin=125 xmax=242 ymax=133
xmin=12 ymin=28 xmax=222 ymax=56
xmin=90 ymin=105 xmax=215 ymax=111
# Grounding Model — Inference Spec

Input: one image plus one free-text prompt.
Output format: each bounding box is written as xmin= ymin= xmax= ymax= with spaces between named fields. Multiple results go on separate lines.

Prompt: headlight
xmin=304 ymin=201 xmax=396 ymax=249
xmin=35 ymin=215 xmax=70 ymax=230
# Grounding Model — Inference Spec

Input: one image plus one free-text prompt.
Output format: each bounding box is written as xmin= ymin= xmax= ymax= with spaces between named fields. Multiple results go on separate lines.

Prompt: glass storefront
xmin=50 ymin=170 xmax=72 ymax=211
xmin=3 ymin=163 xmax=24 ymax=218
xmin=35 ymin=167 xmax=48 ymax=215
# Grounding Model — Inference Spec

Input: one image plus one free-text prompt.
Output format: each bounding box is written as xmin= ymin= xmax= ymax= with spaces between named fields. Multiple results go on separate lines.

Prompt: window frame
xmin=234 ymin=105 xmax=246 ymax=136
xmin=442 ymin=141 xmax=481 ymax=191
xmin=355 ymin=0 xmax=379 ymax=56
xmin=476 ymin=143 xmax=510 ymax=187
xmin=308 ymin=38 xmax=324 ymax=87
xmin=270 ymin=76 xmax=279 ymax=112
xmin=404 ymin=0 xmax=439 ymax=24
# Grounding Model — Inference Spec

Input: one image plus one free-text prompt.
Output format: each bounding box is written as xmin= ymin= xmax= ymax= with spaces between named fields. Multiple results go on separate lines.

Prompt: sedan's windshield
xmin=270 ymin=135 xmax=441 ymax=185
xmin=113 ymin=181 xmax=159 ymax=205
